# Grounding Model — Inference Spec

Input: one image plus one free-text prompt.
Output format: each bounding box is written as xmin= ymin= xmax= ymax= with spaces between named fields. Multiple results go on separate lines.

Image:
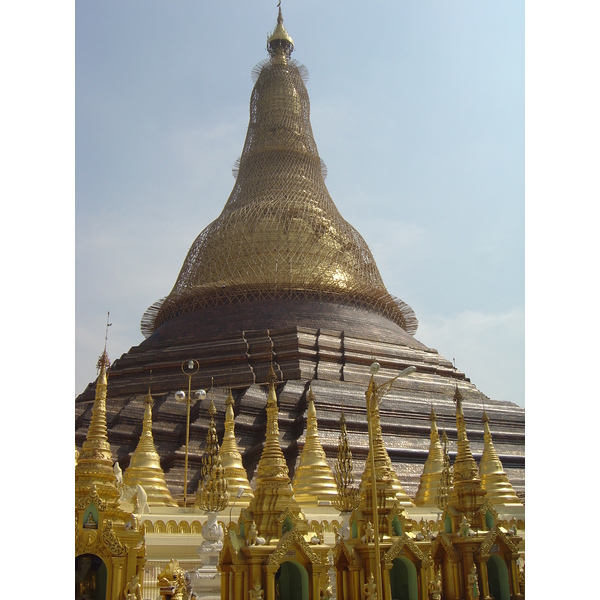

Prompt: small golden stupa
xmin=291 ymin=387 xmax=338 ymax=505
xmin=245 ymin=366 xmax=306 ymax=541
xmin=413 ymin=406 xmax=445 ymax=507
xmin=123 ymin=388 xmax=177 ymax=507
xmin=75 ymin=350 xmax=120 ymax=507
xmin=219 ymin=389 xmax=254 ymax=507
xmin=479 ymin=410 xmax=522 ymax=506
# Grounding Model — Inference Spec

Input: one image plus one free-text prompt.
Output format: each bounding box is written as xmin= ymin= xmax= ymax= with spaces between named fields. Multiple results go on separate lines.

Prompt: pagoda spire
xmin=292 ymin=386 xmax=338 ymax=505
xmin=479 ymin=410 xmax=522 ymax=506
xmin=219 ymin=389 xmax=253 ymax=507
xmin=435 ymin=430 xmax=453 ymax=511
xmin=247 ymin=366 xmax=304 ymax=541
xmin=332 ymin=410 xmax=360 ymax=514
xmin=267 ymin=3 xmax=294 ymax=59
xmin=75 ymin=350 xmax=120 ymax=506
xmin=196 ymin=397 xmax=229 ymax=513
xmin=448 ymin=385 xmax=486 ymax=529
xmin=359 ymin=378 xmax=414 ymax=532
xmin=123 ymin=387 xmax=177 ymax=507
xmin=414 ymin=406 xmax=445 ymax=506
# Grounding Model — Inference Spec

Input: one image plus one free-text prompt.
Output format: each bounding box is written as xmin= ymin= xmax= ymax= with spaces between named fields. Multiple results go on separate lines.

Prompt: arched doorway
xmin=487 ymin=555 xmax=510 ymax=600
xmin=75 ymin=553 xmax=107 ymax=600
xmin=389 ymin=557 xmax=418 ymax=600
xmin=276 ymin=560 xmax=309 ymax=600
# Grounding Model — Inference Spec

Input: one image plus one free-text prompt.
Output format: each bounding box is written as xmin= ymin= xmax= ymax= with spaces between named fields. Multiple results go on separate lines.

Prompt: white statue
xmin=114 ymin=461 xmax=123 ymax=485
xmin=134 ymin=484 xmax=150 ymax=515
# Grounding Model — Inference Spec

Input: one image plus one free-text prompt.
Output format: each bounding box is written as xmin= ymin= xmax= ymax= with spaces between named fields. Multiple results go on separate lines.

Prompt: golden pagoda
xmin=75 ymin=350 xmax=120 ymax=507
xmin=447 ymin=385 xmax=487 ymax=532
xmin=245 ymin=366 xmax=306 ymax=541
xmin=414 ymin=406 xmax=445 ymax=507
xmin=76 ymin=8 xmax=526 ymax=599
xmin=291 ymin=387 xmax=339 ymax=505
xmin=358 ymin=374 xmax=415 ymax=527
xmin=219 ymin=388 xmax=254 ymax=508
xmin=123 ymin=388 xmax=177 ymax=507
xmin=75 ymin=349 xmax=146 ymax=600
xmin=479 ymin=410 xmax=522 ymax=506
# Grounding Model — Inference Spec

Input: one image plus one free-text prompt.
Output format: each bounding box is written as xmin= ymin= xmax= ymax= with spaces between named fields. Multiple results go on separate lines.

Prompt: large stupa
xmin=75 ymin=8 xmax=524 ymax=506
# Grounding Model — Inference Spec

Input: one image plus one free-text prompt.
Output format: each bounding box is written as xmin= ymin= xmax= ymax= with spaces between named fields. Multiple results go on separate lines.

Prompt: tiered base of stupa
xmin=75 ymin=299 xmax=525 ymax=503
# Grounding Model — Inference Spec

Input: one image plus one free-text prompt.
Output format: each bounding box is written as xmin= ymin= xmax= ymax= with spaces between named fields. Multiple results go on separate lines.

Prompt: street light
xmin=365 ymin=362 xmax=416 ymax=600
xmin=176 ymin=359 xmax=206 ymax=506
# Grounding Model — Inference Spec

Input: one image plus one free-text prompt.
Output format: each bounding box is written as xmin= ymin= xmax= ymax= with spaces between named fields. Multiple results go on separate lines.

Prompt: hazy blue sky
xmin=75 ymin=1 xmax=525 ymax=405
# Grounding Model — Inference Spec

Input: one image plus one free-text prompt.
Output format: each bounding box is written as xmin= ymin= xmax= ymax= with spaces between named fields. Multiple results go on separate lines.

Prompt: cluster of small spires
xmin=76 ymin=349 xmax=521 ymax=532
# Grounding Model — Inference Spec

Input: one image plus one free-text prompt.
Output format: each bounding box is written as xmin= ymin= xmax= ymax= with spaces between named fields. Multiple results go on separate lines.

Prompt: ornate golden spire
xmin=435 ymin=430 xmax=453 ymax=511
xmin=196 ymin=398 xmax=229 ymax=512
xmin=219 ymin=389 xmax=253 ymax=507
xmin=123 ymin=388 xmax=177 ymax=507
xmin=332 ymin=410 xmax=360 ymax=513
xmin=247 ymin=366 xmax=303 ymax=540
xmin=292 ymin=387 xmax=338 ymax=505
xmin=75 ymin=350 xmax=120 ymax=505
xmin=141 ymin=6 xmax=417 ymax=338
xmin=479 ymin=410 xmax=522 ymax=506
xmin=267 ymin=4 xmax=294 ymax=58
xmin=414 ymin=406 xmax=445 ymax=506
xmin=359 ymin=378 xmax=414 ymax=530
xmin=451 ymin=386 xmax=479 ymax=483
xmin=448 ymin=385 xmax=486 ymax=528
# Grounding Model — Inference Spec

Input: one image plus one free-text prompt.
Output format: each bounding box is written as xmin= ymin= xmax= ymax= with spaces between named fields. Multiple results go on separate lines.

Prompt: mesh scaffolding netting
xmin=141 ymin=14 xmax=417 ymax=339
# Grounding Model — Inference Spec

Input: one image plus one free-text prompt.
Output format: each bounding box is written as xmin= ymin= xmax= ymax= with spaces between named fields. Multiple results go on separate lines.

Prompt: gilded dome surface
xmin=142 ymin=14 xmax=417 ymax=338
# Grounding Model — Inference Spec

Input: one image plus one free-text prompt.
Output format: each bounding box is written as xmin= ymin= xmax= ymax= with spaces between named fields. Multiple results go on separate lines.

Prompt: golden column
xmin=364 ymin=362 xmax=416 ymax=600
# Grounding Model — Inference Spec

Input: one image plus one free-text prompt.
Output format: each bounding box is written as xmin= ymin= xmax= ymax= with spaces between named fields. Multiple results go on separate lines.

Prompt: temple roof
xmin=141 ymin=8 xmax=417 ymax=339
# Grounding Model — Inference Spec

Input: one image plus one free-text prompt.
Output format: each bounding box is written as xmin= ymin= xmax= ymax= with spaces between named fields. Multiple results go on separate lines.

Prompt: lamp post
xmin=229 ymin=486 xmax=245 ymax=530
xmin=175 ymin=360 xmax=206 ymax=506
xmin=366 ymin=362 xmax=416 ymax=600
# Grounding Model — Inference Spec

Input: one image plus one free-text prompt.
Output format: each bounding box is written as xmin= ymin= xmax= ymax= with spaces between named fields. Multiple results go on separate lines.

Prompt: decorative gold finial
xmin=267 ymin=2 xmax=294 ymax=58
xmin=332 ymin=409 xmax=360 ymax=513
xmin=435 ymin=430 xmax=452 ymax=511
xmin=196 ymin=397 xmax=229 ymax=513
xmin=96 ymin=311 xmax=112 ymax=372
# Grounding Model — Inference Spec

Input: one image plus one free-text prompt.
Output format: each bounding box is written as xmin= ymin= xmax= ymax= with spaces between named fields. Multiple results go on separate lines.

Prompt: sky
xmin=74 ymin=1 xmax=525 ymax=406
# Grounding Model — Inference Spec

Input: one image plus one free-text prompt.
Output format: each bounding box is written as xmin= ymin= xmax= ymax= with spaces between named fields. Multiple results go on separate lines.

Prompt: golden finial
xmin=196 ymin=396 xmax=229 ymax=513
xmin=267 ymin=2 xmax=294 ymax=58
xmin=435 ymin=430 xmax=452 ymax=511
xmin=332 ymin=409 xmax=360 ymax=513
xmin=96 ymin=311 xmax=112 ymax=372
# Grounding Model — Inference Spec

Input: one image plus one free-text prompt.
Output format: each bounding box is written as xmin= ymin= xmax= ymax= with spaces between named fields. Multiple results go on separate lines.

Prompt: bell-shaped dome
xmin=142 ymin=10 xmax=416 ymax=338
